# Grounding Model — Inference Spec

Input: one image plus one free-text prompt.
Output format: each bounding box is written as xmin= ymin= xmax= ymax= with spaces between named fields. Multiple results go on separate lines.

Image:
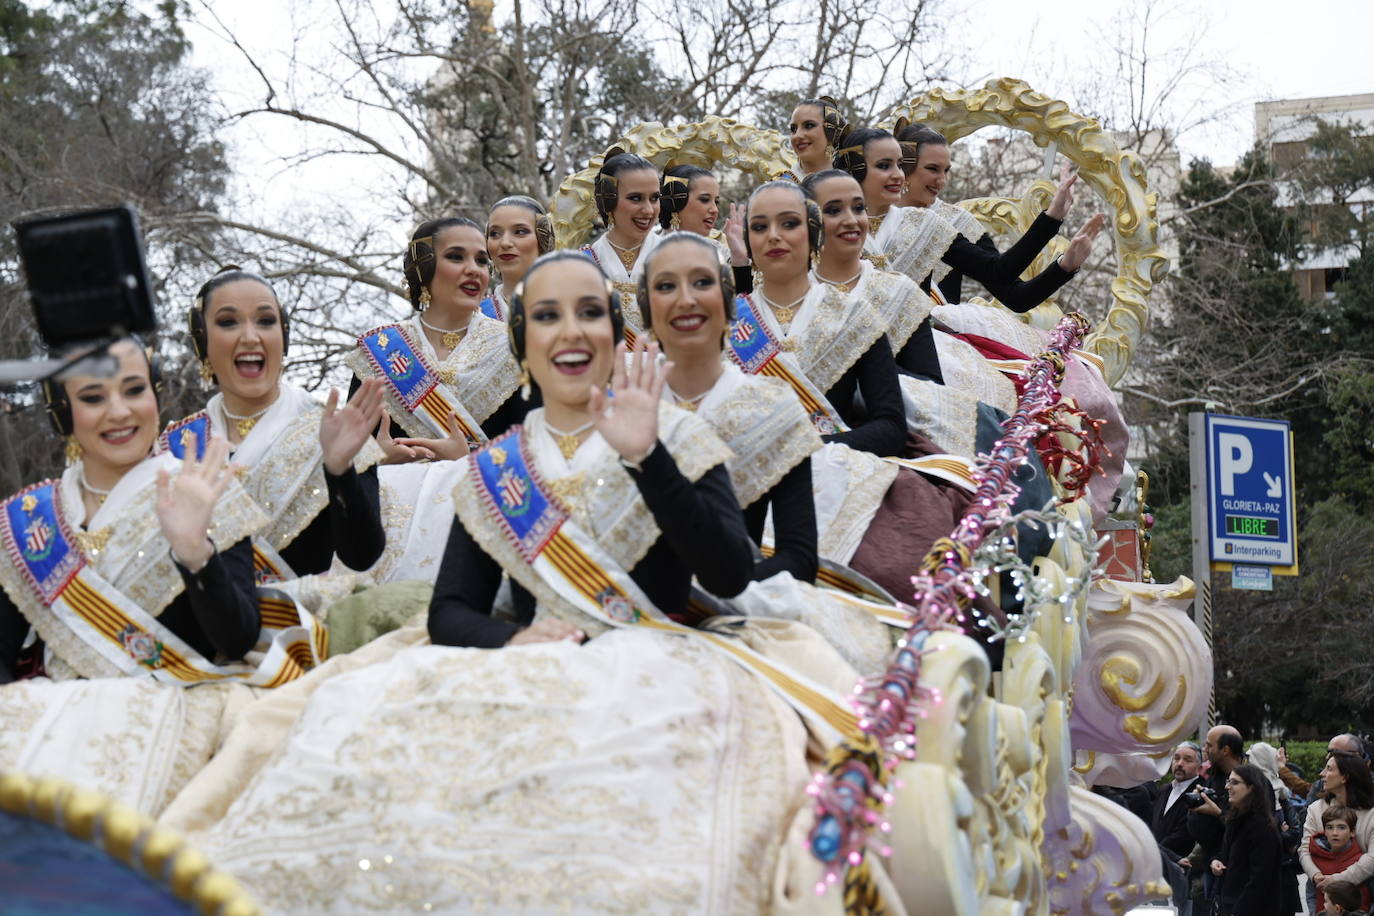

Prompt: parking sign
xmin=1205 ymin=414 xmax=1296 ymax=566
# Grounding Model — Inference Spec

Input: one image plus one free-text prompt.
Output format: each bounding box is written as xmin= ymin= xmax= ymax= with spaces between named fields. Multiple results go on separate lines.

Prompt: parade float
xmin=0 ymin=80 xmax=1210 ymax=915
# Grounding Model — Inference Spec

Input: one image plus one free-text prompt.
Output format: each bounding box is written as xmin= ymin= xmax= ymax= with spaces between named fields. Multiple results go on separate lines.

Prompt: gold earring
xmin=670 ymin=214 xmax=680 ymax=230
xmin=199 ymin=359 xmax=215 ymax=389
xmin=902 ymin=181 xmax=911 ymax=195
xmin=64 ymin=435 xmax=83 ymax=466
xmin=519 ymin=361 xmax=531 ymax=400
xmin=825 ymin=144 xmax=835 ymax=160
xmin=419 ymin=287 xmax=432 ymax=311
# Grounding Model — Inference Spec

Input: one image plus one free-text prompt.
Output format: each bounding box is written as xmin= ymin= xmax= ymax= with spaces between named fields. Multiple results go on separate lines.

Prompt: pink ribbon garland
xmin=807 ymin=313 xmax=1099 ymax=894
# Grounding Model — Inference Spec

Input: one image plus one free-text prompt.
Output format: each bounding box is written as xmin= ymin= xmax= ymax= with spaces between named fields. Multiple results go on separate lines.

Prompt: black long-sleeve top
xmin=0 ymin=537 xmax=261 ymax=684
xmin=348 ymin=375 xmax=534 ymax=443
xmin=935 ymin=211 xmax=1074 ymax=312
xmin=742 ymin=457 xmax=817 ymax=584
xmin=278 ymin=466 xmax=385 ymax=575
xmin=820 ymin=335 xmax=907 ymax=457
xmin=428 ymin=443 xmax=755 ymax=648
xmin=1217 ymin=810 xmax=1284 ymax=912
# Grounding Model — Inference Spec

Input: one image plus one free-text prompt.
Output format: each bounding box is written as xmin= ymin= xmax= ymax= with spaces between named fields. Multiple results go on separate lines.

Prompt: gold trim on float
xmin=1099 ymin=656 xmax=1163 ymax=712
xmin=881 ymin=77 xmax=1170 ymax=387
xmin=0 ymin=769 xmax=262 ymax=916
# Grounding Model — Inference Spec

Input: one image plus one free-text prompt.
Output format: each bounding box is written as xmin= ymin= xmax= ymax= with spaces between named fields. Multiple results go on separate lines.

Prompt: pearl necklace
xmin=757 ymin=287 xmax=808 ymax=326
xmin=812 ymin=266 xmax=864 ymax=292
xmin=418 ymin=314 xmax=470 ymax=351
xmin=223 ymin=399 xmax=275 ymax=439
xmin=605 ymin=234 xmax=643 ymax=273
xmin=666 ymin=384 xmax=710 ymax=413
xmin=545 ymin=419 xmax=595 ymax=461
xmin=78 ymin=466 xmax=112 ymax=507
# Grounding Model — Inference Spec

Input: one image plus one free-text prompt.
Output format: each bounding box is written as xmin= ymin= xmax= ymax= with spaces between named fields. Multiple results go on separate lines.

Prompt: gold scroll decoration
xmin=882 ymin=77 xmax=1171 ymax=387
xmin=549 ymin=116 xmax=799 ymax=250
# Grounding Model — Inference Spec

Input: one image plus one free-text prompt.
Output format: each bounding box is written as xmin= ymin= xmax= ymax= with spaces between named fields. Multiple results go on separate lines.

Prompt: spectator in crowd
xmin=1300 ymin=754 xmax=1374 ymax=910
xmin=1190 ymin=725 xmax=1245 ymax=905
xmin=1248 ymin=741 xmax=1304 ymax=914
xmin=1152 ymin=741 xmax=1203 ymax=914
xmin=1324 ymin=879 xmax=1371 ymax=916
xmin=1308 ymin=805 xmax=1372 ymax=913
xmin=1279 ymin=733 xmax=1369 ymax=801
xmin=1208 ymin=763 xmax=1283 ymax=915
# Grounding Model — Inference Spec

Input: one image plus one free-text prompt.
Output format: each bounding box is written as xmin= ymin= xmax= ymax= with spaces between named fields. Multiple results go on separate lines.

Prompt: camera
xmin=1181 ymin=786 xmax=1218 ymax=809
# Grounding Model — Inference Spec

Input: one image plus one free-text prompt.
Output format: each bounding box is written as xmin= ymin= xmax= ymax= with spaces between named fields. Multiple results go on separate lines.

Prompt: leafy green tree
xmin=0 ymin=0 xmax=229 ymax=494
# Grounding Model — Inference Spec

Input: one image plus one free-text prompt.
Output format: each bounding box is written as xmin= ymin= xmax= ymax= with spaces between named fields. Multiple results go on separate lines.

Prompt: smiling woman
xmin=167 ymin=266 xmax=387 ymax=581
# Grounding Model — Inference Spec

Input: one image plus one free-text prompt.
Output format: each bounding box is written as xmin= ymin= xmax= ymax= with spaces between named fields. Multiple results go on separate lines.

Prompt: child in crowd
xmin=1325 ymin=879 xmax=1370 ymax=915
xmin=1312 ymin=805 xmax=1373 ymax=912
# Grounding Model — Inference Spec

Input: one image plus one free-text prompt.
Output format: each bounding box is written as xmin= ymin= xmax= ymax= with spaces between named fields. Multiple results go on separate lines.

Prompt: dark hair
xmin=832 ymin=127 xmax=898 ymax=184
xmin=800 ymin=168 xmax=859 ymax=199
xmin=637 ymin=231 xmax=736 ymax=332
xmin=894 ymin=123 xmax=948 ymax=176
xmin=1326 ymin=880 xmax=1364 ymax=911
xmin=507 ymin=251 xmax=624 ymax=366
xmin=1327 ymin=753 xmax=1374 ymax=809
xmin=659 ymin=164 xmax=715 ymax=230
xmin=594 ymin=152 xmax=658 ymax=226
xmin=188 ymin=265 xmax=288 ymax=374
xmin=1224 ymin=764 xmax=1277 ymax=827
xmin=403 ymin=217 xmax=483 ymax=311
xmin=744 ymin=180 xmax=823 ymax=258
xmin=1216 ymin=730 xmax=1244 ymax=760
xmin=489 ymin=196 xmax=555 ymax=255
xmin=1323 ymin=803 xmax=1358 ymax=829
xmin=793 ymin=96 xmax=849 ymax=151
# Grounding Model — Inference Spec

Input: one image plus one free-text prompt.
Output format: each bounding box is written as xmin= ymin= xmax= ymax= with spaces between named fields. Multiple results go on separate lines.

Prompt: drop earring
xmin=199 ymin=359 xmax=215 ymax=389
xmin=519 ymin=361 xmax=531 ymax=401
xmin=419 ymin=287 xmax=432 ymax=311
xmin=64 ymin=436 xmax=83 ymax=466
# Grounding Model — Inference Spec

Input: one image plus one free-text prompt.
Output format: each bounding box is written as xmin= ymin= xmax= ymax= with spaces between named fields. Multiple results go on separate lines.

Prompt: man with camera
xmin=1187 ymin=725 xmax=1244 ymax=907
xmin=1152 ymin=741 xmax=1204 ymax=914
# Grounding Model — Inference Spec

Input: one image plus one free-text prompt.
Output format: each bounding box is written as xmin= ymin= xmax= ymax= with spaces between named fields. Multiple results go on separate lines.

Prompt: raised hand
xmin=394 ymin=410 xmax=472 ymax=462
xmin=724 ymin=203 xmax=749 ymax=267
xmin=1059 ymin=212 xmax=1106 ymax=272
xmin=506 ymin=618 xmax=585 ymax=646
xmin=320 ymin=377 xmax=385 ymax=475
xmin=1047 ymin=161 xmax=1079 ymax=220
xmin=377 ymin=410 xmax=434 ymax=464
xmin=156 ymin=436 xmax=233 ymax=573
xmin=587 ymin=340 xmax=671 ymax=465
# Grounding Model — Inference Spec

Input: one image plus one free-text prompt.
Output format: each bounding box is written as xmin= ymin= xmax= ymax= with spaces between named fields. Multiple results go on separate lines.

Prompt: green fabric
xmin=323 ymin=580 xmax=433 ymax=656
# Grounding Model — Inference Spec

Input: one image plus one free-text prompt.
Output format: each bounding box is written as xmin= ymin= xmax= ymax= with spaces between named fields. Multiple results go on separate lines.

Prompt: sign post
xmin=1189 ymin=412 xmax=1299 ymax=739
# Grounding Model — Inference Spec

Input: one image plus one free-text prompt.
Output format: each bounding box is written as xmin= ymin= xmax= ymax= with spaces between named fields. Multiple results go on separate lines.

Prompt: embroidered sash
xmin=0 ymin=478 xmax=323 ymax=685
xmin=725 ymin=294 xmax=848 ymax=436
xmin=479 ymin=292 xmax=505 ymax=321
xmin=455 ymin=427 xmax=863 ymax=747
xmin=346 ymin=323 xmax=488 ymax=444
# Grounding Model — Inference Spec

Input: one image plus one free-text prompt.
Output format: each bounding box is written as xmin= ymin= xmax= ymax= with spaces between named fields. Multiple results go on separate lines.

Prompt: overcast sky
xmin=187 ymin=0 xmax=1372 ymax=222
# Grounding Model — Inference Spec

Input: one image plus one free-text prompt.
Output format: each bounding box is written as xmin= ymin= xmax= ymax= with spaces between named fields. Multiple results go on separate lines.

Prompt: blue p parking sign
xmin=1205 ymin=414 xmax=1296 ymax=567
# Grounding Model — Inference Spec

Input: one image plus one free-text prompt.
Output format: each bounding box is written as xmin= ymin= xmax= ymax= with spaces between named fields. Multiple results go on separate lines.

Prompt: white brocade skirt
xmin=187 ymin=628 xmax=837 ymax=915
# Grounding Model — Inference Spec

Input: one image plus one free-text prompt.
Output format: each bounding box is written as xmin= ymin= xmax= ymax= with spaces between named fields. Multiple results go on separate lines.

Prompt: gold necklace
xmin=223 ymin=402 xmax=273 ymax=439
xmin=606 ymin=235 xmax=643 ymax=273
xmin=666 ymin=385 xmax=709 ymax=413
xmin=78 ymin=466 xmax=112 ymax=507
xmin=867 ymin=214 xmax=886 ymax=236
xmin=813 ymin=266 xmax=863 ymax=292
xmin=545 ymin=419 xmax=594 ymax=461
xmin=757 ymin=287 xmax=808 ymax=326
xmin=419 ymin=314 xmax=469 ymax=351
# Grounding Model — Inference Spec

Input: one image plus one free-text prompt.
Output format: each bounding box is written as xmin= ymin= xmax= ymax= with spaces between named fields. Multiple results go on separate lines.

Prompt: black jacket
xmin=1217 ymin=808 xmax=1284 ymax=915
xmin=1152 ymin=777 xmax=1202 ymax=860
xmin=1188 ymin=766 xmax=1233 ymax=857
